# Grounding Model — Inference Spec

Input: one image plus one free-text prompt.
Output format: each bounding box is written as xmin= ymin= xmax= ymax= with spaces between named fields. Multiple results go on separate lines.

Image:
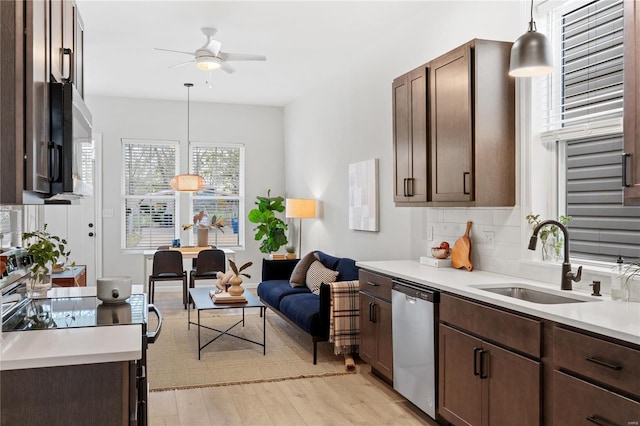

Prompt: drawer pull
xmin=585 ymin=356 xmax=622 ymax=371
xmin=366 ymin=281 xmax=379 ymax=287
xmin=473 ymin=347 xmax=482 ymax=376
xmin=479 ymin=350 xmax=488 ymax=379
xmin=586 ymin=415 xmax=615 ymax=426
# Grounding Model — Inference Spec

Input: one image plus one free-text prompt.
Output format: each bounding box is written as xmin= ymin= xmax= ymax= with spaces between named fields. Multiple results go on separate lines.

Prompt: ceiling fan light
xmin=196 ymin=56 xmax=221 ymax=71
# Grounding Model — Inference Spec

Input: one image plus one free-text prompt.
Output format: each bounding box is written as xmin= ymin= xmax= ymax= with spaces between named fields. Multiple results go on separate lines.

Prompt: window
xmin=122 ymin=139 xmax=178 ymax=250
xmin=189 ymin=143 xmax=244 ymax=248
xmin=541 ymin=0 xmax=640 ymax=262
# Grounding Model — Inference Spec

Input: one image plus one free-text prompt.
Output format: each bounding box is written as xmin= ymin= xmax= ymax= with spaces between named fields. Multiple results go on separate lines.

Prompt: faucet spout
xmin=528 ymin=219 xmax=581 ymax=290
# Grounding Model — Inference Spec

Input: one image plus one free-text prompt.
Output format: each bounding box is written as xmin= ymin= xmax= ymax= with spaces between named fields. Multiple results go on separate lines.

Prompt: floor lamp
xmin=285 ymin=198 xmax=316 ymax=258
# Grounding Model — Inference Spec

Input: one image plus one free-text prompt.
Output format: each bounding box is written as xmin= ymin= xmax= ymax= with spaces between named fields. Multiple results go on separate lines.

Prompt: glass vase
xmin=27 ymin=272 xmax=52 ymax=298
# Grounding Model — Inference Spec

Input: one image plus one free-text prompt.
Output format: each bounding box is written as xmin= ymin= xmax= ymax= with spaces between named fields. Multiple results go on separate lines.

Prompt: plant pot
xmin=285 ymin=253 xmax=297 ymax=260
xmin=197 ymin=227 xmax=209 ymax=247
xmin=228 ymin=276 xmax=244 ymax=296
xmin=27 ymin=272 xmax=52 ymax=298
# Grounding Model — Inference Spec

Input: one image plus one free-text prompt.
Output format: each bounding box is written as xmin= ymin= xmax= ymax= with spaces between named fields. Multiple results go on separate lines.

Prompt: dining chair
xmin=189 ymin=249 xmax=226 ymax=294
xmin=148 ymin=249 xmax=188 ymax=308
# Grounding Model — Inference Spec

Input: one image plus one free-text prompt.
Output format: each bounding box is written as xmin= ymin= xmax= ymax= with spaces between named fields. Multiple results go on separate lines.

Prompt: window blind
xmin=566 ymin=135 xmax=640 ymax=262
xmin=122 ymin=140 xmax=177 ymax=250
xmin=542 ymin=0 xmax=624 ymax=131
xmin=189 ymin=144 xmax=243 ymax=248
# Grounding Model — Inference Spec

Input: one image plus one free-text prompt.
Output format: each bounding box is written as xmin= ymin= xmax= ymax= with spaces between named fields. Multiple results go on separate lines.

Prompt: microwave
xmin=49 ymin=82 xmax=93 ymax=198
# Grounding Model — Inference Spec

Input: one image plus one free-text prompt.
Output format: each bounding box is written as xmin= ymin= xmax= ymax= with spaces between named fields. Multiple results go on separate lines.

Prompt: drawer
xmin=553 ymin=370 xmax=640 ymax=426
xmin=440 ymin=293 xmax=541 ymax=358
xmin=358 ymin=269 xmax=392 ymax=301
xmin=554 ymin=326 xmax=640 ymax=396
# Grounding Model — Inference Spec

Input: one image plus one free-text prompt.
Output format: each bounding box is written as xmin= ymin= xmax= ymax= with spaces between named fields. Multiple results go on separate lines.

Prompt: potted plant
xmin=22 ymin=224 xmax=74 ymax=296
xmin=248 ymin=189 xmax=288 ymax=255
xmin=227 ymin=259 xmax=253 ymax=296
xmin=182 ymin=210 xmax=224 ymax=247
xmin=526 ymin=214 xmax=572 ymax=262
xmin=285 ymin=245 xmax=297 ymax=259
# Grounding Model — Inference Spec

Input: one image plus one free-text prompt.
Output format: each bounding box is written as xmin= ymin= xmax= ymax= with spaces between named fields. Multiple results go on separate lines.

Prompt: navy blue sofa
xmin=256 ymin=251 xmax=359 ymax=364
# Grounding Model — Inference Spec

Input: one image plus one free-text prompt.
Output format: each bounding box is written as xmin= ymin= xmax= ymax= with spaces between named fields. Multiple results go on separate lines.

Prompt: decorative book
xmin=210 ymin=291 xmax=247 ymax=304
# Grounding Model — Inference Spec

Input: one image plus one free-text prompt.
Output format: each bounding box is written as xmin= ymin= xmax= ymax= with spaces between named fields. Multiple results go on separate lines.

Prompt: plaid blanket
xmin=329 ymin=280 xmax=360 ymax=355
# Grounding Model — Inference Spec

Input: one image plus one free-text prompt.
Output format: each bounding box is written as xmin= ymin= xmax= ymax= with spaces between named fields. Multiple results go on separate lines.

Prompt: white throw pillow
xmin=305 ymin=260 xmax=338 ymax=295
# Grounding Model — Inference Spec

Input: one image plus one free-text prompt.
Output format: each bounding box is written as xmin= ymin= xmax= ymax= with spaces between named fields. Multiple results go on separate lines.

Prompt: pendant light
xmin=170 ymin=83 xmax=205 ymax=192
xmin=509 ymin=0 xmax=553 ymax=77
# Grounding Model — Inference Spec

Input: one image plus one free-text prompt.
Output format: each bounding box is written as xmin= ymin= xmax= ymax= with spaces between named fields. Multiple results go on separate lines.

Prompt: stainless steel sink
xmin=478 ymin=285 xmax=594 ymax=304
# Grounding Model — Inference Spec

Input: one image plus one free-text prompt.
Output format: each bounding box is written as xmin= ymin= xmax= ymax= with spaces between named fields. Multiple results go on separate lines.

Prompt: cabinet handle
xmin=369 ymin=302 xmax=373 ymax=322
xmin=622 ymin=153 xmax=630 ymax=188
xmin=463 ymin=172 xmax=471 ymax=195
xmin=366 ymin=281 xmax=379 ymax=287
xmin=62 ymin=48 xmax=74 ymax=84
xmin=407 ymin=178 xmax=414 ymax=197
xmin=473 ymin=347 xmax=482 ymax=376
xmin=586 ymin=415 xmax=615 ymax=426
xmin=585 ymin=356 xmax=622 ymax=371
xmin=371 ymin=302 xmax=378 ymax=323
xmin=48 ymin=142 xmax=63 ymax=183
xmin=479 ymin=350 xmax=488 ymax=379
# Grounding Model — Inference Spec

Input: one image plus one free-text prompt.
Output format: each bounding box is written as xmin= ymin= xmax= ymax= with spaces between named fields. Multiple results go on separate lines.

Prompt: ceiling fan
xmin=154 ymin=27 xmax=266 ymax=74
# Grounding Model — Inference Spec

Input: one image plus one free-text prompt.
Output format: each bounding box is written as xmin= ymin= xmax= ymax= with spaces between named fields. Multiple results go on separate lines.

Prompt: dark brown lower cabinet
xmin=359 ymin=291 xmax=393 ymax=383
xmin=552 ymin=370 xmax=640 ymax=425
xmin=439 ymin=324 xmax=541 ymax=426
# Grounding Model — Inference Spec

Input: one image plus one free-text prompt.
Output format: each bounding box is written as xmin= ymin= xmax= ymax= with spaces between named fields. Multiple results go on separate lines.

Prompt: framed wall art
xmin=348 ymin=158 xmax=379 ymax=232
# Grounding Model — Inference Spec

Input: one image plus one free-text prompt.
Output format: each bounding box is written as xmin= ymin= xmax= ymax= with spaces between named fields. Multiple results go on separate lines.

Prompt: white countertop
xmin=357 ymin=260 xmax=640 ymax=346
xmin=0 ymin=286 xmax=145 ymax=371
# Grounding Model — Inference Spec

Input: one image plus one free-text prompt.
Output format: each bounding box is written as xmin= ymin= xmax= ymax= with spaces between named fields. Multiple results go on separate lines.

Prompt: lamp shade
xmin=509 ymin=29 xmax=553 ymax=77
xmin=170 ymin=174 xmax=205 ymax=192
xmin=285 ymin=198 xmax=316 ymax=219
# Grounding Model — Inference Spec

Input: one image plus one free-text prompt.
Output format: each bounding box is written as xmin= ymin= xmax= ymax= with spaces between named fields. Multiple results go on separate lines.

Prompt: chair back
xmin=194 ymin=249 xmax=226 ymax=277
xmin=152 ymin=250 xmax=184 ymax=277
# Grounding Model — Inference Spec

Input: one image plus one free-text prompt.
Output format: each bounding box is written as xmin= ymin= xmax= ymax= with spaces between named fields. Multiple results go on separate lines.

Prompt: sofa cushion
xmin=306 ymin=260 xmax=339 ymax=295
xmin=279 ymin=293 xmax=323 ymax=336
xmin=336 ymin=258 xmax=359 ymax=281
xmin=289 ymin=251 xmax=318 ymax=287
xmin=315 ymin=251 xmax=341 ymax=270
xmin=257 ymin=279 xmax=310 ymax=310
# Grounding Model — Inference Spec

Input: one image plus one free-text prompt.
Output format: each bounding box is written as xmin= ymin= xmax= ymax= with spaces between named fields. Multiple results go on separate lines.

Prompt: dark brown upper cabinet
xmin=624 ymin=0 xmax=640 ymax=206
xmin=392 ymin=39 xmax=516 ymax=207
xmin=393 ymin=66 xmax=428 ymax=204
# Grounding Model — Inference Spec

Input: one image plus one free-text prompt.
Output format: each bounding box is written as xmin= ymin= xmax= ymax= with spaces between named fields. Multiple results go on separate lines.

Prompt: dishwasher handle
xmin=392 ymin=280 xmax=439 ymax=303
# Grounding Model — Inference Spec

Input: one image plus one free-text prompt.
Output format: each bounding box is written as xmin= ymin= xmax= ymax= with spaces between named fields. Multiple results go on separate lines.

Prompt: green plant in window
xmin=248 ymin=189 xmax=288 ymax=254
xmin=526 ymin=214 xmax=573 ymax=261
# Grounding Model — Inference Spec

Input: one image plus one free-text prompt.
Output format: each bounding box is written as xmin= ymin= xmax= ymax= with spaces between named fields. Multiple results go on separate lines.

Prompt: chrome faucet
xmin=528 ymin=219 xmax=582 ymax=290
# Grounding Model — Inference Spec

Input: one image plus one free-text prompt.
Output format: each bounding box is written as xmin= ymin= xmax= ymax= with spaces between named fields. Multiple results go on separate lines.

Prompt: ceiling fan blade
xmin=154 ymin=48 xmax=195 ymax=56
xmin=219 ymin=52 xmax=266 ymax=62
xmin=220 ymin=62 xmax=236 ymax=74
xmin=168 ymin=60 xmax=195 ymax=69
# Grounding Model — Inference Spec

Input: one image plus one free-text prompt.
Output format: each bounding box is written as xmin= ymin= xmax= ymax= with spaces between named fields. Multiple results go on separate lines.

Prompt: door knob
xmin=88 ymin=223 xmax=94 ymax=228
xmin=88 ymin=232 xmax=94 ymax=237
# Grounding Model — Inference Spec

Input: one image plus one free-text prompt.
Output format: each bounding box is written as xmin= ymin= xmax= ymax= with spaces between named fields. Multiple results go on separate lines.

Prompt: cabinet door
xmin=393 ymin=74 xmax=410 ymax=202
xmin=430 ymin=44 xmax=473 ymax=202
xmin=359 ymin=292 xmax=376 ymax=366
xmin=439 ymin=324 xmax=482 ymax=426
xmin=373 ymin=298 xmax=393 ymax=381
xmin=624 ymin=0 xmax=640 ymax=205
xmin=483 ymin=341 xmax=541 ymax=426
xmin=50 ymin=0 xmax=73 ymax=83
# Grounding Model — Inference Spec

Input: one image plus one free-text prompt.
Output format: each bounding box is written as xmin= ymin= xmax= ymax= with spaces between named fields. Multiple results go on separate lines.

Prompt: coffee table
xmin=188 ymin=287 xmax=266 ymax=360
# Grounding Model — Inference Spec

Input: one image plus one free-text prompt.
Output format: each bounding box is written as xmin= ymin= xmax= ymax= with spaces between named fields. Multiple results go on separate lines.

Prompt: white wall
xmin=86 ymin=95 xmax=284 ymax=285
xmin=283 ymin=1 xmax=528 ymax=266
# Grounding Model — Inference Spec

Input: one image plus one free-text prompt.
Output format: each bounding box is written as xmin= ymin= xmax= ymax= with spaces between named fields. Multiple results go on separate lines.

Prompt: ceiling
xmin=77 ymin=1 xmax=431 ymax=106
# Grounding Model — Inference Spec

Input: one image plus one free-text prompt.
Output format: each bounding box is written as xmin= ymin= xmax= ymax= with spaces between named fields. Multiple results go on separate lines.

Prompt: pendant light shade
xmin=172 ymin=83 xmax=205 ymax=192
xmin=170 ymin=174 xmax=205 ymax=192
xmin=509 ymin=0 xmax=553 ymax=77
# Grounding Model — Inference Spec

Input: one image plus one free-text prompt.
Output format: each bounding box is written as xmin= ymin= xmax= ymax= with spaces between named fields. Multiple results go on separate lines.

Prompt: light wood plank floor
xmin=149 ymin=364 xmax=436 ymax=425
xmin=149 ymin=289 xmax=437 ymax=426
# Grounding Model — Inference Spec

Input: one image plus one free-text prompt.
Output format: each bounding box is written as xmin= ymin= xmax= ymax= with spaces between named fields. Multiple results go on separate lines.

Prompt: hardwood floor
xmin=148 ymin=288 xmax=437 ymax=425
xmin=149 ymin=365 xmax=436 ymax=425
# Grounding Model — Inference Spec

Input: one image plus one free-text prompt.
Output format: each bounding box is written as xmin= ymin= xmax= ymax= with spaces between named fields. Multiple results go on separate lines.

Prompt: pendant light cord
xmin=528 ymin=0 xmax=537 ymax=32
xmin=184 ymin=82 xmax=193 ymax=143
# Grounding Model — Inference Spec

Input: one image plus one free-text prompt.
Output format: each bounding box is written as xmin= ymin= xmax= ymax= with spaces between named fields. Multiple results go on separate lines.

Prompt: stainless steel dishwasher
xmin=392 ymin=280 xmax=439 ymax=419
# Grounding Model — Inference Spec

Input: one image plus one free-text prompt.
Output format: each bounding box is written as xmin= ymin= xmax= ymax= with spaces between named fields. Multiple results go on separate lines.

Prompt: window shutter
xmin=566 ymin=134 xmax=640 ymax=261
xmin=543 ymin=0 xmax=625 ymax=131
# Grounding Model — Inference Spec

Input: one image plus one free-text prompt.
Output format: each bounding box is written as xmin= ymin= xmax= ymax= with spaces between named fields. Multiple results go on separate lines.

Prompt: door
xmin=430 ymin=44 xmax=473 ymax=202
xmin=374 ymin=298 xmax=393 ymax=380
xmin=624 ymin=0 xmax=640 ymax=205
xmin=439 ymin=324 xmax=482 ymax=426
xmin=393 ymin=75 xmax=410 ymax=202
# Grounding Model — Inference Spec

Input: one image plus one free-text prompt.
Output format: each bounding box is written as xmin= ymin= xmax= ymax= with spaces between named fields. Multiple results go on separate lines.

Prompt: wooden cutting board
xmin=452 ymin=221 xmax=473 ymax=271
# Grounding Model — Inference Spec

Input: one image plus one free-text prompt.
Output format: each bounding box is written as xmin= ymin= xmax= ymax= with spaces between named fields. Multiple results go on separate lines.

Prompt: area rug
xmin=147 ymin=309 xmax=353 ymax=391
